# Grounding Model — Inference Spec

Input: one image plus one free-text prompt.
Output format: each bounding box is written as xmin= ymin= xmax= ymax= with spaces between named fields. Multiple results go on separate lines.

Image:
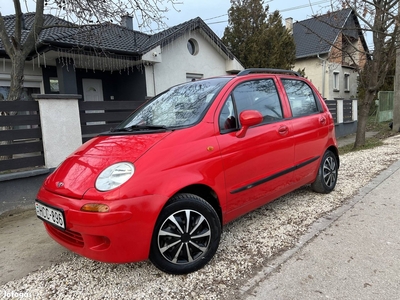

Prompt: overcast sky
xmin=0 ymin=0 xmax=332 ymax=37
xmin=164 ymin=0 xmax=332 ymax=37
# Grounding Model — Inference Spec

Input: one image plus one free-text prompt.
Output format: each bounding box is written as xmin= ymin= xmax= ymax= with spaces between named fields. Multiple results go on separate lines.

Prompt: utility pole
xmin=393 ymin=2 xmax=400 ymax=132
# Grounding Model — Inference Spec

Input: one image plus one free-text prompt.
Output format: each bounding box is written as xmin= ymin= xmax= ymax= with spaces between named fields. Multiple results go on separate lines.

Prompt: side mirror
xmin=236 ymin=110 xmax=263 ymax=138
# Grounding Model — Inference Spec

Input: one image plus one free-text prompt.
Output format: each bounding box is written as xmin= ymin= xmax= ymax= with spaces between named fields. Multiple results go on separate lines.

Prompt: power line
xmin=279 ymin=0 xmax=330 ymax=12
xmin=208 ymin=20 xmax=228 ymax=25
xmin=203 ymin=14 xmax=228 ymax=21
xmin=205 ymin=0 xmax=331 ymax=26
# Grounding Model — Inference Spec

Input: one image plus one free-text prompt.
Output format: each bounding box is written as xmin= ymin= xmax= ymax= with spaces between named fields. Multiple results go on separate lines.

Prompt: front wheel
xmin=149 ymin=193 xmax=221 ymax=274
xmin=311 ymin=150 xmax=338 ymax=193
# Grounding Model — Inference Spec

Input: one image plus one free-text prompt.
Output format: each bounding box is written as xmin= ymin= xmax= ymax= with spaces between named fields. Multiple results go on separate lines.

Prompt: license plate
xmin=35 ymin=201 xmax=65 ymax=230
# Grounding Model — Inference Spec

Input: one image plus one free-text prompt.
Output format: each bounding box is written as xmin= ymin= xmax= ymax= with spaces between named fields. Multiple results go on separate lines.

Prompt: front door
xmin=82 ymin=79 xmax=105 ymax=125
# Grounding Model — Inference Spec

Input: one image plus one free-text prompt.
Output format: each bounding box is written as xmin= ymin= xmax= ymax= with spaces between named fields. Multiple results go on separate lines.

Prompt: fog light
xmin=81 ymin=203 xmax=110 ymax=213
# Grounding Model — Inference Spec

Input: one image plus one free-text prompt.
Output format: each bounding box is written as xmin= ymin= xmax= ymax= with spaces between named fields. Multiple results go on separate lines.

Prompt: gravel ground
xmin=2 ymin=135 xmax=400 ymax=300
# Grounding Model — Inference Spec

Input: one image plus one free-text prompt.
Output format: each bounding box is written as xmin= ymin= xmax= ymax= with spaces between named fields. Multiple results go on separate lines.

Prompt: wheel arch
xmin=168 ymin=184 xmax=223 ymax=226
xmin=327 ymin=145 xmax=340 ymax=168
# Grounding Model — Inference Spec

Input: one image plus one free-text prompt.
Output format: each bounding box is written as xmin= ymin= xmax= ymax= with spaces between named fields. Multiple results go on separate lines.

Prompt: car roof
xmin=236 ymin=68 xmax=301 ymax=77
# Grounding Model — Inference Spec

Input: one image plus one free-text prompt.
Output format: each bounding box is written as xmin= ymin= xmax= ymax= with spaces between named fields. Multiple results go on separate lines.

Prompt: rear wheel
xmin=311 ymin=150 xmax=338 ymax=193
xmin=149 ymin=193 xmax=221 ymax=274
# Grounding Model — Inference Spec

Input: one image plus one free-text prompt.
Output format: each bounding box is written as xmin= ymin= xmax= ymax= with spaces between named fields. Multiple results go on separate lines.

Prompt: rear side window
xmin=219 ymin=79 xmax=283 ymax=132
xmin=282 ymin=79 xmax=319 ymax=118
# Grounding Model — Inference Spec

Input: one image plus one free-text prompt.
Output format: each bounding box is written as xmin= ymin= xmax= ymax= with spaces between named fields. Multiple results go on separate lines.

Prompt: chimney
xmin=121 ymin=15 xmax=133 ymax=30
xmin=285 ymin=17 xmax=293 ymax=35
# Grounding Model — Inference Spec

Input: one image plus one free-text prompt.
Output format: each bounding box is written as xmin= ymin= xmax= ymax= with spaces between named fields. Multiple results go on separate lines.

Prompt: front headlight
xmin=95 ymin=162 xmax=135 ymax=191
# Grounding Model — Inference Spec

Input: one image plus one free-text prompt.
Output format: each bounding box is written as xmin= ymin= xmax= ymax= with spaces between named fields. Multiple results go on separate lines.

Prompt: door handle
xmin=278 ymin=125 xmax=289 ymax=136
xmin=319 ymin=116 xmax=327 ymax=125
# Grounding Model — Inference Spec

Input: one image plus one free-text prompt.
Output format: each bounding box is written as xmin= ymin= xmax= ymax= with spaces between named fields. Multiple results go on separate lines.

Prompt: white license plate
xmin=35 ymin=201 xmax=65 ymax=229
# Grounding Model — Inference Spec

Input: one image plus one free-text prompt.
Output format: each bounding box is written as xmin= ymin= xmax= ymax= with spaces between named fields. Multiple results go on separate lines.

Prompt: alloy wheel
xmin=157 ymin=209 xmax=211 ymax=264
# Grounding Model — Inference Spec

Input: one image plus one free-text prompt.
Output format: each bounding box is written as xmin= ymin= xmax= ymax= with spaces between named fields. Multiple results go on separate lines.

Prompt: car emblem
xmin=56 ymin=182 xmax=64 ymax=188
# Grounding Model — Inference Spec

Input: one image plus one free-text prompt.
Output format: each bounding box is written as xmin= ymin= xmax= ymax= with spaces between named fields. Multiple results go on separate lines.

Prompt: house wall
xmin=295 ymin=56 xmax=358 ymax=100
xmin=295 ymin=57 xmax=327 ymax=97
xmin=326 ymin=64 xmax=358 ymax=99
xmin=356 ymin=38 xmax=368 ymax=69
xmin=146 ymin=31 xmax=231 ymax=97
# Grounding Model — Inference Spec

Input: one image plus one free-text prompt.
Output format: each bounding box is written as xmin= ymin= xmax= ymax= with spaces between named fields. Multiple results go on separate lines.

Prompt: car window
xmin=219 ymin=79 xmax=283 ymax=132
xmin=116 ymin=77 xmax=231 ymax=130
xmin=281 ymin=79 xmax=319 ymax=118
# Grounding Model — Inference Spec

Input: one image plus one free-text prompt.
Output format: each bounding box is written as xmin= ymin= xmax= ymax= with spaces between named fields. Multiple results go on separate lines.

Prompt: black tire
xmin=311 ymin=150 xmax=338 ymax=193
xmin=149 ymin=193 xmax=221 ymax=274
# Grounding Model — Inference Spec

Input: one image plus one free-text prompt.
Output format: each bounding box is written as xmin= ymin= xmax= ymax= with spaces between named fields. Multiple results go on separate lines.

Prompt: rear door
xmin=215 ymin=78 xmax=295 ymax=222
xmin=279 ymin=78 xmax=330 ymax=185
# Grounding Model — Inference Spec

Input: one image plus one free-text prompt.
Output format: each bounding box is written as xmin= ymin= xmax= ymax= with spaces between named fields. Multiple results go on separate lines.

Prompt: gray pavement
xmin=242 ymin=157 xmax=400 ymax=299
xmin=0 ymin=209 xmax=72 ymax=285
xmin=0 ymin=172 xmax=49 ymax=216
xmin=0 ymin=171 xmax=72 ymax=286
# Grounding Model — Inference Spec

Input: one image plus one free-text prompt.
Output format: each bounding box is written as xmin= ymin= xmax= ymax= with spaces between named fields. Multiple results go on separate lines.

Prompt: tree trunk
xmin=354 ymin=91 xmax=375 ymax=148
xmin=9 ymin=53 xmax=25 ymax=102
xmin=393 ymin=20 xmax=400 ymax=133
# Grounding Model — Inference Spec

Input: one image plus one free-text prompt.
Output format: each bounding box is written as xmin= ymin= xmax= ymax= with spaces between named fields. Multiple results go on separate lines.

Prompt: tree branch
xmin=21 ymin=0 xmax=45 ymax=58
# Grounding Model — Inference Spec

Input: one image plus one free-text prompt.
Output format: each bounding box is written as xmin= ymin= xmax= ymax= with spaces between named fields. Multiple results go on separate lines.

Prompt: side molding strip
xmin=230 ymin=156 xmax=320 ymax=194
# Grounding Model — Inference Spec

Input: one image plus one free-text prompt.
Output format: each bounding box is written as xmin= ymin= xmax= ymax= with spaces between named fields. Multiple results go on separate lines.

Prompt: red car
xmin=36 ymin=69 xmax=339 ymax=274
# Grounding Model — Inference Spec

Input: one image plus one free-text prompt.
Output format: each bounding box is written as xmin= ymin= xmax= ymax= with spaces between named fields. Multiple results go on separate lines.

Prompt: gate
xmin=0 ymin=100 xmax=44 ymax=173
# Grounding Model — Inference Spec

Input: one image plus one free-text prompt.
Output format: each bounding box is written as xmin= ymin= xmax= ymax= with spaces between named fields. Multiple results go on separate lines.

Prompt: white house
xmin=0 ymin=14 xmax=243 ymax=103
xmin=287 ymin=8 xmax=369 ymax=100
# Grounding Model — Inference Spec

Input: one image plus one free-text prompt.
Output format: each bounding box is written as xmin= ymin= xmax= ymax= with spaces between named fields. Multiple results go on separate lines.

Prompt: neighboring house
xmin=0 ymin=14 xmax=243 ymax=103
xmin=286 ymin=8 xmax=369 ymax=99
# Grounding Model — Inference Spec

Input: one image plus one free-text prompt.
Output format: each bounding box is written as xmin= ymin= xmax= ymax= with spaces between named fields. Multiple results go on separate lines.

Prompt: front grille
xmin=47 ymin=224 xmax=84 ymax=248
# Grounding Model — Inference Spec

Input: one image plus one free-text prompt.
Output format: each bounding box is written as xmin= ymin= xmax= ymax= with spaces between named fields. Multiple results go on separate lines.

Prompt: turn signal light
xmin=81 ymin=203 xmax=110 ymax=213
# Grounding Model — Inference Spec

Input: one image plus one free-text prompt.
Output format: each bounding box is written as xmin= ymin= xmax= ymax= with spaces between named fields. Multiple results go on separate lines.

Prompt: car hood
xmin=43 ymin=132 xmax=172 ymax=198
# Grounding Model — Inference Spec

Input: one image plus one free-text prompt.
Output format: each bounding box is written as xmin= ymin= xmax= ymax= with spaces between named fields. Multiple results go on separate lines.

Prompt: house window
xmin=50 ymin=78 xmax=59 ymax=93
xmin=187 ymin=39 xmax=199 ymax=56
xmin=344 ymin=73 xmax=350 ymax=92
xmin=186 ymin=73 xmax=203 ymax=82
xmin=333 ymin=72 xmax=340 ymax=91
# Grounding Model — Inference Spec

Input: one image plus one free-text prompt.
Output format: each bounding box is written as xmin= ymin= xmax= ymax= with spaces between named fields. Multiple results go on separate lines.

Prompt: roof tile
xmin=293 ymin=8 xmax=352 ymax=58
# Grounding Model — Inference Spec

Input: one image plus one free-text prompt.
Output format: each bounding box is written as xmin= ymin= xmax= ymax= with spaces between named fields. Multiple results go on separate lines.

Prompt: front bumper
xmin=36 ymin=187 xmax=168 ymax=263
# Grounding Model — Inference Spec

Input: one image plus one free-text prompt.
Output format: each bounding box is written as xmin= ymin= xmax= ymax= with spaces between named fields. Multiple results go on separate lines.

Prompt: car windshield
xmin=115 ymin=77 xmax=231 ymax=130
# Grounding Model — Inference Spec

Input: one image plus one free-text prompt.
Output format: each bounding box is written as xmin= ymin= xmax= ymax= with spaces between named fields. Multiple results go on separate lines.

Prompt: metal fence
xmin=343 ymin=100 xmax=353 ymax=122
xmin=325 ymin=99 xmax=354 ymax=124
xmin=79 ymin=100 xmax=144 ymax=142
xmin=0 ymin=100 xmax=44 ymax=172
xmin=376 ymin=91 xmax=394 ymax=122
xmin=325 ymin=100 xmax=337 ymax=123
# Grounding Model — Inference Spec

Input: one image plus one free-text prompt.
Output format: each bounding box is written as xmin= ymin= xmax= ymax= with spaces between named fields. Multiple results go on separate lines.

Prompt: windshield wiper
xmin=112 ymin=125 xmax=169 ymax=132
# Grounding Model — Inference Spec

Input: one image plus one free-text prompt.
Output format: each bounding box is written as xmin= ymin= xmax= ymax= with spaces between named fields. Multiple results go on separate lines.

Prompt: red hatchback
xmin=36 ymin=69 xmax=339 ymax=274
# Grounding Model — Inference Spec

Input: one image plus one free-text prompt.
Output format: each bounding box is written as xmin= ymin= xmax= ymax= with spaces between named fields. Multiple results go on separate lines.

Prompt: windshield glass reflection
xmin=116 ymin=78 xmax=231 ymax=130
